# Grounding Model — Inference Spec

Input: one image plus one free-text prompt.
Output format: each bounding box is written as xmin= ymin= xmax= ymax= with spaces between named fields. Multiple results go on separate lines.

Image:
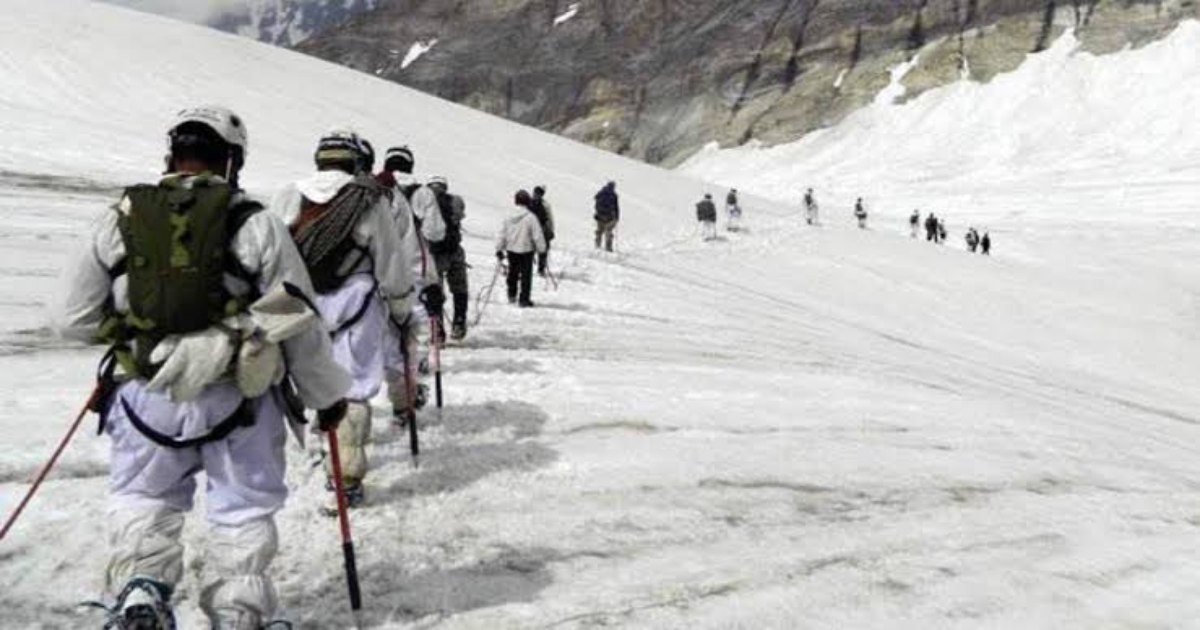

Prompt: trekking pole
xmin=400 ymin=329 xmax=420 ymax=468
xmin=472 ymin=262 xmax=504 ymax=328
xmin=430 ymin=318 xmax=444 ymax=410
xmin=325 ymin=429 xmax=363 ymax=626
xmin=1 ymin=385 xmax=99 ymax=541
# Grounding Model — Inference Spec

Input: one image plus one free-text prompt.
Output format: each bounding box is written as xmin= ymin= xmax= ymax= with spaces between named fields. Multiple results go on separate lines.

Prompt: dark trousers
xmin=506 ymin=252 xmax=535 ymax=305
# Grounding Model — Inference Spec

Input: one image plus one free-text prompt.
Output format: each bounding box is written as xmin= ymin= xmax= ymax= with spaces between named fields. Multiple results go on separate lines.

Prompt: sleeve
xmin=233 ymin=211 xmax=350 ymax=409
xmin=412 ymin=186 xmax=445 ymax=243
xmin=56 ymin=205 xmax=125 ymax=342
xmin=365 ymin=198 xmax=417 ymax=319
xmin=545 ymin=201 xmax=555 ymax=236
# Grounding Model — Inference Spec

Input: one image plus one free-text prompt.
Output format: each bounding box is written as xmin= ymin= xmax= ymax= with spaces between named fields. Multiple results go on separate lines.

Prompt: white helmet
xmin=169 ymin=105 xmax=248 ymax=157
xmin=427 ymin=175 xmax=448 ymax=189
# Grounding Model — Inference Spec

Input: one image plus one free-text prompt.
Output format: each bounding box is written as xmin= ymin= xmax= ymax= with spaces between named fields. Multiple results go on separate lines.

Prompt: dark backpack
xmin=428 ymin=188 xmax=463 ymax=255
xmin=104 ymin=176 xmax=261 ymax=377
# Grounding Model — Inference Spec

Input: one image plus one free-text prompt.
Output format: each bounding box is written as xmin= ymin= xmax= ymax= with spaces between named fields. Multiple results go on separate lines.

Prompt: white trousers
xmin=384 ymin=303 xmax=429 ymax=412
xmin=104 ymin=380 xmax=287 ymax=626
xmin=314 ymin=275 xmax=388 ymax=401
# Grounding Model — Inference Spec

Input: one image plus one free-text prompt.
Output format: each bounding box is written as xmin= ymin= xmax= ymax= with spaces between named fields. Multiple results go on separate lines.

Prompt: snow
xmin=2 ymin=2 xmax=1200 ymax=628
xmin=401 ymin=39 xmax=438 ymax=70
xmin=833 ymin=68 xmax=848 ymax=89
xmin=554 ymin=3 xmax=580 ymax=26
xmin=873 ymin=53 xmax=921 ymax=106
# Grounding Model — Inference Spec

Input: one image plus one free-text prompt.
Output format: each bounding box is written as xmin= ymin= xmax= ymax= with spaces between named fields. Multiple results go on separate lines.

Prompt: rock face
xmin=299 ymin=0 xmax=1197 ymax=165
xmin=209 ymin=0 xmax=377 ymax=47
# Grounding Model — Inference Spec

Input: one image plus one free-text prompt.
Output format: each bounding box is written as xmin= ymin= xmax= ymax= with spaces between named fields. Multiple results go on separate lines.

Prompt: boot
xmin=451 ymin=293 xmax=468 ymax=340
xmin=91 ymin=577 xmax=176 ymax=630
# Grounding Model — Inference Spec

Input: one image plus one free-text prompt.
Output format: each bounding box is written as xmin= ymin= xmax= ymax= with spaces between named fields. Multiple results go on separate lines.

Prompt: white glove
xmin=147 ymin=325 xmax=238 ymax=402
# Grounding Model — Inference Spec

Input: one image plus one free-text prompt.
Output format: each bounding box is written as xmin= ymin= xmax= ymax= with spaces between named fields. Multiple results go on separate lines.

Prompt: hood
xmin=296 ymin=170 xmax=353 ymax=204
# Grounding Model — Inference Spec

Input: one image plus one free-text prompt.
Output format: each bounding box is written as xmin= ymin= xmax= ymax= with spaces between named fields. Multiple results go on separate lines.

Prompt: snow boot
xmin=320 ymin=481 xmax=365 ymax=517
xmin=451 ymin=293 xmax=468 ymax=340
xmin=86 ymin=577 xmax=176 ymax=630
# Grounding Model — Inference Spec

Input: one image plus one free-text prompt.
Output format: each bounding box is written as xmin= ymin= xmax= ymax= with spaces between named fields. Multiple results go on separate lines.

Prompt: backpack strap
xmin=119 ymin=395 xmax=256 ymax=449
xmin=223 ymin=199 xmax=265 ymax=298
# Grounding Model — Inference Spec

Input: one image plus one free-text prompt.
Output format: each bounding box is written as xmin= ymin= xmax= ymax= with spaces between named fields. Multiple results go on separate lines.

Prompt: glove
xmin=147 ymin=324 xmax=238 ymax=402
xmin=495 ymin=251 xmax=505 ymax=262
xmin=316 ymin=399 xmax=348 ymax=432
xmin=419 ymin=284 xmax=445 ymax=317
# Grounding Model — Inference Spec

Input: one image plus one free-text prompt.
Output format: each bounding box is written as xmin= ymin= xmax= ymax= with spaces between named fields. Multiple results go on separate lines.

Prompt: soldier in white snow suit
xmin=272 ymin=130 xmax=426 ymax=510
xmin=376 ymin=146 xmax=441 ymax=423
xmin=854 ymin=197 xmax=868 ymax=229
xmin=497 ymin=190 xmax=548 ymax=307
xmin=725 ymin=188 xmax=742 ymax=231
xmin=910 ymin=210 xmax=920 ymax=238
xmin=804 ymin=188 xmax=819 ymax=225
xmin=59 ymin=106 xmax=351 ymax=630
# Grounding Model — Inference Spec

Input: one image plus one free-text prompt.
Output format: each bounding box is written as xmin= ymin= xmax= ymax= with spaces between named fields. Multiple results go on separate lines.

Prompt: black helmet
xmin=384 ymin=145 xmax=414 ymax=174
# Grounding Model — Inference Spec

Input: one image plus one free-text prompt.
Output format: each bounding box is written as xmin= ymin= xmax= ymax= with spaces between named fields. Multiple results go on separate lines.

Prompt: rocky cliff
xmin=210 ymin=0 xmax=377 ymax=47
xmin=299 ymin=0 xmax=1197 ymax=165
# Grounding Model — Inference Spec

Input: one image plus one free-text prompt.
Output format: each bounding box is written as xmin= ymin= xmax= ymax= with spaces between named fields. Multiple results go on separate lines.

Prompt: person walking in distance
xmin=59 ymin=106 xmax=351 ymax=629
xmin=696 ymin=193 xmax=718 ymax=240
xmin=804 ymin=188 xmax=819 ymax=225
xmin=497 ymin=190 xmax=548 ymax=307
xmin=854 ymin=197 xmax=868 ymax=229
xmin=529 ymin=185 xmax=556 ymax=276
xmin=981 ymin=231 xmax=992 ymax=255
xmin=925 ymin=213 xmax=938 ymax=242
xmin=424 ymin=176 xmax=470 ymax=340
xmin=376 ymin=146 xmax=439 ymax=423
xmin=725 ymin=188 xmax=742 ymax=232
xmin=594 ymin=181 xmax=619 ymax=252
xmin=910 ymin=210 xmax=920 ymax=238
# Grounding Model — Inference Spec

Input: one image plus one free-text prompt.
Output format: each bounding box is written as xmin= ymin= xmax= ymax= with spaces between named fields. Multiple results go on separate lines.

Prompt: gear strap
xmin=119 ymin=395 xmax=256 ymax=449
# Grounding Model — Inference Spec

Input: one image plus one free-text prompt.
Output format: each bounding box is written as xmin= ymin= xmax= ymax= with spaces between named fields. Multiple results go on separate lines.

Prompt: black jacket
xmin=594 ymin=184 xmax=619 ymax=221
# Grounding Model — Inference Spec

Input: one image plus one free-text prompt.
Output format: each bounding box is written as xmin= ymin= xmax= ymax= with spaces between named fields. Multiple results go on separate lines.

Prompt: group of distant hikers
xmin=909 ymin=209 xmax=991 ymax=254
xmin=694 ymin=188 xmax=745 ymax=240
xmin=694 ymin=186 xmax=994 ymax=254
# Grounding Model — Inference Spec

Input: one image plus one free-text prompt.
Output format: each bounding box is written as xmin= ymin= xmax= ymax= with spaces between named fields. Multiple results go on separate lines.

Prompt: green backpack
xmin=102 ymin=175 xmax=261 ymax=377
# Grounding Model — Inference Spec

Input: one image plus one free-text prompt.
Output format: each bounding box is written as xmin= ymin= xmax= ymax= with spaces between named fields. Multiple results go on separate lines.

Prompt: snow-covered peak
xmin=207 ymin=0 xmax=377 ymax=47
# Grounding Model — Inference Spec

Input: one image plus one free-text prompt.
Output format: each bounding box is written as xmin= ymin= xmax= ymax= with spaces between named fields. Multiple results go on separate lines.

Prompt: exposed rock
xmin=299 ymin=0 xmax=1197 ymax=165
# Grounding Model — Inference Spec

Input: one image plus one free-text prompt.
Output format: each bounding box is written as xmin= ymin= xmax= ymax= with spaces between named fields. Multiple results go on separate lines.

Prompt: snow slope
xmin=2 ymin=2 xmax=1200 ymax=629
xmin=681 ymin=25 xmax=1200 ymax=281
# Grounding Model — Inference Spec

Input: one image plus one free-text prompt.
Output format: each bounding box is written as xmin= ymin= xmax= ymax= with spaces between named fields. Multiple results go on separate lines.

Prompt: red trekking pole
xmin=325 ymin=429 xmax=363 ymax=624
xmin=1 ymin=385 xmax=99 ymax=541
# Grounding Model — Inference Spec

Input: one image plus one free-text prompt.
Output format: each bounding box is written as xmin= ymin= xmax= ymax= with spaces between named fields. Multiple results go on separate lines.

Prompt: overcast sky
xmin=98 ymin=0 xmax=258 ymax=22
